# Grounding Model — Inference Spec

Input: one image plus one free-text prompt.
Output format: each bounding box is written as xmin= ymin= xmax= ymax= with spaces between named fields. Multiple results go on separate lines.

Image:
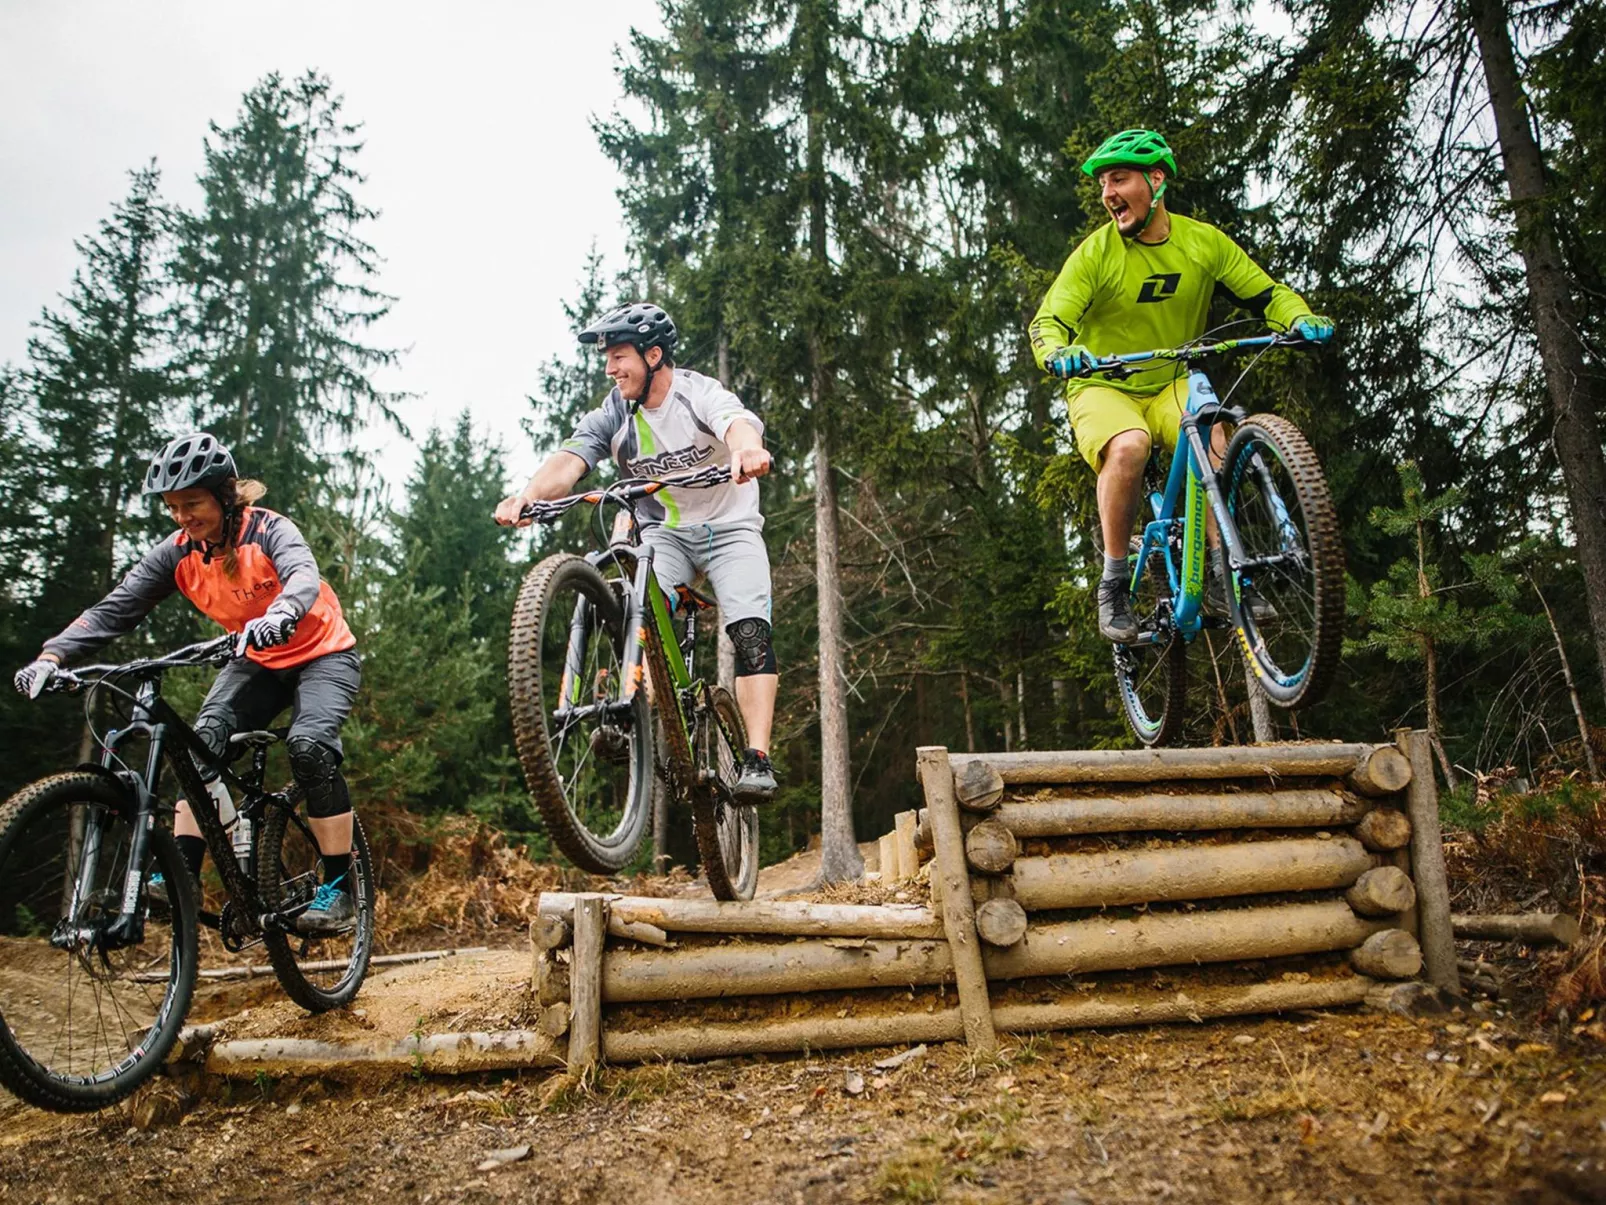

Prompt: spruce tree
xmin=171 ymin=71 xmax=401 ymax=510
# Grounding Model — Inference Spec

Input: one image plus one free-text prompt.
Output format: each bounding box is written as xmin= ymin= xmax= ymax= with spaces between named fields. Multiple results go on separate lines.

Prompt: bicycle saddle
xmin=674 ymin=584 xmax=717 ymax=612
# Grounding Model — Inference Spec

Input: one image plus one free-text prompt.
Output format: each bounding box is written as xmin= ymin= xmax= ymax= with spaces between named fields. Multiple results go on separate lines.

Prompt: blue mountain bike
xmin=1074 ymin=331 xmax=1345 ymax=746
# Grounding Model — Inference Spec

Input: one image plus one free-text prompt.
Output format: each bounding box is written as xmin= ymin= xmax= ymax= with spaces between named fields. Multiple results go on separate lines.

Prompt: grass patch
xmin=874 ymin=1093 xmax=1028 ymax=1202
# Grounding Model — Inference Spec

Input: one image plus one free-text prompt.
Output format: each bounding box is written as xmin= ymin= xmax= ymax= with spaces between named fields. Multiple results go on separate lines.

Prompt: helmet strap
xmin=628 ymin=346 xmax=663 ymax=413
xmin=1132 ymin=174 xmax=1168 ymax=239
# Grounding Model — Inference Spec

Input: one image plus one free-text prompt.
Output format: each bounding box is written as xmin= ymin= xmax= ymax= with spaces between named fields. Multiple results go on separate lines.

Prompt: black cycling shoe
xmin=590 ymin=725 xmax=631 ymax=764
xmin=1097 ymin=576 xmax=1139 ymax=643
xmin=733 ymin=749 xmax=777 ymax=804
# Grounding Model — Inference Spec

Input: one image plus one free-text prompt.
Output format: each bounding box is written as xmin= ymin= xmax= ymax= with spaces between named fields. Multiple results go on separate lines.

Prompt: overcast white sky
xmin=0 ymin=0 xmax=662 ymax=492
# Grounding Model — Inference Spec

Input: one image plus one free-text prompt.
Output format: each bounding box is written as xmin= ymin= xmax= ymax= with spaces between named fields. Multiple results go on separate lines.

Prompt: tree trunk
xmin=1468 ymin=0 xmax=1606 ymax=704
xmin=960 ymin=671 xmax=977 ymax=753
xmin=1529 ymin=574 xmax=1600 ymax=783
xmin=1247 ymin=677 xmax=1276 ymax=744
xmin=814 ymin=421 xmax=860 ymax=883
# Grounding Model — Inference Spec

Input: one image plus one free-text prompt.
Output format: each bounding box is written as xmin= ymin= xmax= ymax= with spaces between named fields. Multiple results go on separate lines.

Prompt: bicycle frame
xmin=61 ymin=657 xmax=308 ymax=953
xmin=1119 ymin=336 xmax=1296 ymax=649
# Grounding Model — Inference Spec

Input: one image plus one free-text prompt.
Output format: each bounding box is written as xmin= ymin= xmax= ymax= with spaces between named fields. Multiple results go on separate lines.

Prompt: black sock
xmin=321 ymin=852 xmax=353 ymax=893
xmin=175 ymin=835 xmax=206 ymax=883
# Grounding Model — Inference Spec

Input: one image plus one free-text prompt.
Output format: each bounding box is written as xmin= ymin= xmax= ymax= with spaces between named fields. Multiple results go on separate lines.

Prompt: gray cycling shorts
xmin=641 ymin=523 xmax=772 ymax=625
xmin=194 ymin=649 xmax=362 ymax=757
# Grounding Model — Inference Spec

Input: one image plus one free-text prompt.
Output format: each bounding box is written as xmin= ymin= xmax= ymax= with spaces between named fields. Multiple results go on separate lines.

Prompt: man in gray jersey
xmin=495 ymin=302 xmax=778 ymax=801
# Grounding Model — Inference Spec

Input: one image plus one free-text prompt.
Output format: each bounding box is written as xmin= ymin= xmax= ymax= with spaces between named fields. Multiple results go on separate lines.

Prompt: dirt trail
xmin=1 ymin=1002 xmax=1602 ymax=1204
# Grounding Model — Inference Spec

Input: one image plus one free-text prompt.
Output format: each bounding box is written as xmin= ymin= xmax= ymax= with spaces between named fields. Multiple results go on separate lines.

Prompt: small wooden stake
xmin=568 ymin=895 xmax=606 ymax=1071
xmin=917 ymin=746 xmax=997 ymax=1054
xmin=894 ymin=810 xmax=920 ymax=880
xmin=1395 ymin=729 xmax=1458 ymax=994
xmin=878 ymin=833 xmax=899 ymax=881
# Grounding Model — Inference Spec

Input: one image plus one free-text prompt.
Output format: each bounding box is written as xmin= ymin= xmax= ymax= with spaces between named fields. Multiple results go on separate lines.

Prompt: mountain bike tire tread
xmin=1227 ymin=414 xmax=1346 ymax=710
xmin=509 ymin=553 xmax=650 ymax=873
xmin=0 ymin=772 xmax=198 ymax=1112
xmin=692 ymin=687 xmax=758 ymax=901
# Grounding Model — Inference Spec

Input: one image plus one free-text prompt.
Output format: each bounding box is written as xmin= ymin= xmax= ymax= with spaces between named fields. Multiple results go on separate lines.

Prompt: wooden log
xmin=205 ymin=1031 xmax=564 ymax=1079
xmin=536 ymin=893 xmax=946 ymax=940
xmin=531 ymin=915 xmax=571 ymax=952
xmin=894 ymin=810 xmax=920 ymax=880
xmin=1451 ymin=912 xmax=1582 ymax=946
xmin=593 ymin=900 xmax=1391 ymax=1003
xmin=1353 ymin=807 xmax=1412 ymax=852
xmin=986 ymin=836 xmax=1376 ymax=911
xmin=599 ymin=976 xmax=1376 ymax=1064
xmin=878 ymin=833 xmax=898 ymax=881
xmin=964 ymin=818 xmax=1019 ymax=875
xmin=1350 ymin=929 xmax=1422 ymax=980
xmin=1345 ymin=746 xmax=1413 ymax=797
xmin=140 ymin=946 xmax=492 ymax=984
xmin=994 ymin=789 xmax=1367 ymax=839
xmin=1395 ymin=730 xmax=1458 ymax=993
xmin=534 ymin=955 xmax=570 ymax=1006
xmin=611 ymin=918 xmax=674 ymax=948
xmin=917 ymin=746 xmax=997 ymax=1053
xmin=954 ymin=759 xmax=1004 ymax=812
xmin=1389 ymin=848 xmax=1420 ymax=939
xmin=568 ymin=896 xmax=606 ymax=1071
xmin=538 ymin=1003 xmax=571 ymax=1038
xmin=950 ymin=743 xmax=1385 ymax=786
xmin=975 ymin=899 xmax=1028 ymax=947
xmin=1345 ymin=866 xmax=1417 ymax=917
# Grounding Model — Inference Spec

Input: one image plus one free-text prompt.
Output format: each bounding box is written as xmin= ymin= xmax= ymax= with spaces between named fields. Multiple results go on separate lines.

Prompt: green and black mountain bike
xmin=0 ymin=635 xmax=374 ymax=1112
xmin=507 ymin=465 xmax=758 ymax=900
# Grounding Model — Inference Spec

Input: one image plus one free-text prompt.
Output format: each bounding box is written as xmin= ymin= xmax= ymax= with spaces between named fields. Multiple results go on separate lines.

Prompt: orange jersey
xmin=45 ymin=507 xmax=355 ymax=669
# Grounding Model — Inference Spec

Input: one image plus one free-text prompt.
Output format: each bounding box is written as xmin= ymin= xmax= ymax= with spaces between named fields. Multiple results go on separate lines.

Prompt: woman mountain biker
xmin=495 ymin=301 xmax=780 ymax=802
xmin=13 ymin=433 xmax=363 ymax=934
xmin=1028 ymin=128 xmax=1336 ymax=643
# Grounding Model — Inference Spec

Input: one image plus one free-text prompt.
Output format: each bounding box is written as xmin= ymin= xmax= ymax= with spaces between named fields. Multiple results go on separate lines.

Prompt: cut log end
xmin=1346 ymin=866 xmax=1417 ymax=917
xmin=1354 ymin=807 xmax=1413 ymax=852
xmin=531 ymin=914 xmax=571 ymax=952
xmin=1350 ymin=929 xmax=1422 ymax=980
xmin=964 ymin=818 xmax=1018 ymax=875
xmin=954 ymin=759 xmax=1004 ymax=812
xmin=975 ymin=899 xmax=1028 ymax=947
xmin=1347 ymin=746 xmax=1413 ymax=796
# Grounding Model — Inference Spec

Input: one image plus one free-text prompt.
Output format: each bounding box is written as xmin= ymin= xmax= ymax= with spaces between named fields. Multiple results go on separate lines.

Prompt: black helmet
xmin=143 ymin=432 xmax=237 ymax=496
xmin=577 ymin=302 xmax=678 ymax=358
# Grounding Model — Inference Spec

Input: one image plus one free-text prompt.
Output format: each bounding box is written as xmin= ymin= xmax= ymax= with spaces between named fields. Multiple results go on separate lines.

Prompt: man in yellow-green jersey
xmin=1029 ymin=128 xmax=1334 ymax=643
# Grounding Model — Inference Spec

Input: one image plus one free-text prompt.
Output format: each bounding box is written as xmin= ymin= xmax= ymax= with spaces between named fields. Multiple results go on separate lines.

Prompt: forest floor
xmin=2 ymin=845 xmax=1603 ymax=1204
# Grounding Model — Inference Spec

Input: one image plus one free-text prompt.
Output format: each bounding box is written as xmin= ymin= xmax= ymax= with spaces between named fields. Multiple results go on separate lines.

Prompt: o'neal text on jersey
xmin=628 ymin=444 xmax=714 ymax=478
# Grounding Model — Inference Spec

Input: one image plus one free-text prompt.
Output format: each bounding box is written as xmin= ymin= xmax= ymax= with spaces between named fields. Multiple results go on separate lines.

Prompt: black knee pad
xmin=287 ymin=736 xmax=352 ymax=818
xmin=193 ymin=716 xmax=233 ymax=783
xmin=726 ymin=617 xmax=777 ymax=677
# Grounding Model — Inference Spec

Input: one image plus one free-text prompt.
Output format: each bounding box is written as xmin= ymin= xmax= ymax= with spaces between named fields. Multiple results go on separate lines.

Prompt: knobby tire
xmin=692 ymin=687 xmax=759 ymax=901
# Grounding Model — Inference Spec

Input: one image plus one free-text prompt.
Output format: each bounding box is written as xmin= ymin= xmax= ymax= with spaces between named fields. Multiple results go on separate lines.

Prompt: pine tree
xmin=170 ymin=71 xmax=401 ymax=510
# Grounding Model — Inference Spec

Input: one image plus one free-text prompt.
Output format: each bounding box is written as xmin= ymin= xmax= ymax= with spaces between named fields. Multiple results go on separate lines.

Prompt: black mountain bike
xmin=0 ymin=634 xmax=375 ymax=1112
xmin=507 ymin=465 xmax=758 ymax=900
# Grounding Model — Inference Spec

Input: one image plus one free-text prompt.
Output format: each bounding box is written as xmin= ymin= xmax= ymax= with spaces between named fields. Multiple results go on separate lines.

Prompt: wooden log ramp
xmin=948 ymin=742 xmax=1411 ymax=793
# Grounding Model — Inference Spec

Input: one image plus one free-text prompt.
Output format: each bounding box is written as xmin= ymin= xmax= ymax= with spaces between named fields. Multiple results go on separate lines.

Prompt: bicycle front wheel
xmin=0 ymin=772 xmax=198 ymax=1111
xmin=509 ymin=553 xmax=654 ymax=873
xmin=1113 ymin=549 xmax=1187 ymax=747
xmin=692 ymin=687 xmax=758 ymax=901
xmin=258 ymin=797 xmax=375 ymax=1013
xmin=1221 ymin=414 xmax=1345 ymax=709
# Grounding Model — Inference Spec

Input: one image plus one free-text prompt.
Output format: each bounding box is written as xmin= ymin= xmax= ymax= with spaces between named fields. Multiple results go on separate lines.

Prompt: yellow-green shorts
xmin=1067 ymin=379 xmax=1189 ymax=471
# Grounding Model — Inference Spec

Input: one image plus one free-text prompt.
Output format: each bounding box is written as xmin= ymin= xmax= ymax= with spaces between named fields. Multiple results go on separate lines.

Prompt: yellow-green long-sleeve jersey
xmin=1028 ymin=213 xmax=1313 ymax=397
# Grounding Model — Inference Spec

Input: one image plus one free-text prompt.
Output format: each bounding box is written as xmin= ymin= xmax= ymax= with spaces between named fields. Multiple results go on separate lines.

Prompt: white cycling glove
xmin=14 ymin=659 xmax=58 ymax=699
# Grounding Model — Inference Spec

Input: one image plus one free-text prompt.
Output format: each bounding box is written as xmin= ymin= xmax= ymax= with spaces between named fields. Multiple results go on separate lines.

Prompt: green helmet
xmin=1081 ymin=129 xmax=1178 ymax=179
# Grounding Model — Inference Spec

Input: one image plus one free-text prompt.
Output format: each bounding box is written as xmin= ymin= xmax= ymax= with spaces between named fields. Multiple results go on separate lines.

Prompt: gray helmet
xmin=143 ymin=432 xmax=237 ymax=496
xmin=577 ymin=302 xmax=678 ymax=358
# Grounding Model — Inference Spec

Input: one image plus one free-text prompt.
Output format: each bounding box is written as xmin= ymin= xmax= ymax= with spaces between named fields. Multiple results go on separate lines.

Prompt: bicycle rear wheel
xmin=509 ymin=553 xmax=654 ymax=873
xmin=0 ymin=772 xmax=198 ymax=1111
xmin=257 ymin=798 xmax=375 ymax=1012
xmin=691 ymin=687 xmax=758 ymax=901
xmin=1221 ymin=414 xmax=1345 ymax=709
xmin=1113 ymin=547 xmax=1187 ymax=747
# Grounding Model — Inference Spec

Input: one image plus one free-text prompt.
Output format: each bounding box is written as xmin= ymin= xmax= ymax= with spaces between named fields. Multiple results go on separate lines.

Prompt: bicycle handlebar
xmin=518 ymin=464 xmax=734 ymax=525
xmin=47 ymin=633 xmax=239 ymax=693
xmin=1074 ymin=330 xmax=1315 ymax=381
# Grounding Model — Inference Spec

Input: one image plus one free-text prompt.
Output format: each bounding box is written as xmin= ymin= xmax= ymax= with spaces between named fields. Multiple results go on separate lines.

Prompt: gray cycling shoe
xmin=296 ymin=882 xmax=357 ymax=935
xmin=732 ymin=749 xmax=777 ymax=804
xmin=1097 ymin=577 xmax=1139 ymax=643
xmin=1206 ymin=567 xmax=1278 ymax=624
